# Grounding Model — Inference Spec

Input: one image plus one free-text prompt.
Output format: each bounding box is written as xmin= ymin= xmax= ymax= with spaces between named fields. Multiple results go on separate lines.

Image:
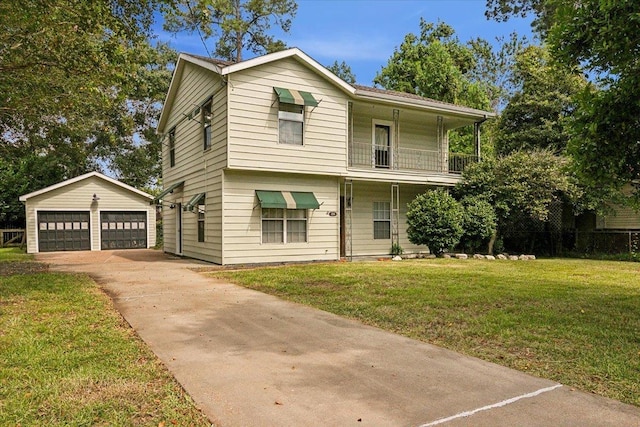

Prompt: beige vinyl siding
xmin=226 ymin=57 xmax=348 ymax=175
xmin=598 ymin=208 xmax=640 ymax=229
xmin=222 ymin=170 xmax=339 ymax=265
xmin=348 ymin=181 xmax=430 ymax=257
xmin=597 ymin=186 xmax=640 ymax=229
xmin=24 ymin=177 xmax=155 ymax=253
xmin=160 ymin=61 xmax=227 ymax=261
xmin=351 ymin=104 xmax=441 ymax=153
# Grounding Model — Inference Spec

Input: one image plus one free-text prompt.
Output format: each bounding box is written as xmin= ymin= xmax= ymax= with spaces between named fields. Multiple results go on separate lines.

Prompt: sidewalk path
xmin=39 ymin=250 xmax=640 ymax=426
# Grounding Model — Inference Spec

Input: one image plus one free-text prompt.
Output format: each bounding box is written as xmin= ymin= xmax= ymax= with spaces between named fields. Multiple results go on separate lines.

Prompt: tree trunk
xmin=488 ymin=230 xmax=497 ymax=255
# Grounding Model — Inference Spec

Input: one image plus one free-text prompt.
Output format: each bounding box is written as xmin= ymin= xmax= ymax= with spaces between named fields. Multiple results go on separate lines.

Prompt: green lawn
xmin=0 ymin=247 xmax=32 ymax=262
xmin=0 ymin=250 xmax=211 ymax=426
xmin=210 ymin=258 xmax=640 ymax=407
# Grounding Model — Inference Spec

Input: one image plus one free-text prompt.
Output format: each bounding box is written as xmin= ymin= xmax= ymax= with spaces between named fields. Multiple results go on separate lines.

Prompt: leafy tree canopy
xmin=162 ymin=0 xmax=297 ymax=62
xmin=548 ymin=0 xmax=640 ymax=191
xmin=374 ymin=20 xmax=490 ymax=111
xmin=0 ymin=0 xmax=173 ymax=226
xmin=327 ymin=61 xmax=356 ymax=85
xmin=495 ymin=45 xmax=586 ymax=155
xmin=485 ymin=0 xmax=556 ymax=35
xmin=454 ymin=150 xmax=581 ymax=223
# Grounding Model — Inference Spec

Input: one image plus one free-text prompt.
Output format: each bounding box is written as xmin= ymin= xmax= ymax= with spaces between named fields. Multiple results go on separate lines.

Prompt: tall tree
xmin=486 ymin=0 xmax=640 ymax=194
xmin=495 ymin=45 xmax=586 ymax=155
xmin=484 ymin=0 xmax=556 ymax=35
xmin=0 ymin=0 xmax=172 ymax=225
xmin=326 ymin=60 xmax=356 ymax=85
xmin=548 ymin=0 xmax=640 ymax=192
xmin=162 ymin=0 xmax=297 ymax=62
xmin=374 ymin=20 xmax=490 ymax=111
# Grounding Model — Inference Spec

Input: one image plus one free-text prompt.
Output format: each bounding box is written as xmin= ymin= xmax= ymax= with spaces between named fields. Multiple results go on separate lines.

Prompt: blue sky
xmin=155 ymin=0 xmax=534 ymax=85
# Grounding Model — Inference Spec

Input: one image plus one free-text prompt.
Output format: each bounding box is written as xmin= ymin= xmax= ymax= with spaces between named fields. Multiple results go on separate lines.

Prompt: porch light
xmin=92 ymin=194 xmax=100 ymax=202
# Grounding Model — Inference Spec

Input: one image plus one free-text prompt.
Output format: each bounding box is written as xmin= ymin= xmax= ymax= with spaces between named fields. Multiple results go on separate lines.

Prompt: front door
xmin=374 ymin=124 xmax=391 ymax=168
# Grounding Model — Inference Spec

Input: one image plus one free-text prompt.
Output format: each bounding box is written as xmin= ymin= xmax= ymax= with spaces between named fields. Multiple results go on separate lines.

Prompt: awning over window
xmin=184 ymin=193 xmax=205 ymax=212
xmin=256 ymin=190 xmax=320 ymax=209
xmin=274 ymin=87 xmax=319 ymax=107
xmin=151 ymin=181 xmax=184 ymax=205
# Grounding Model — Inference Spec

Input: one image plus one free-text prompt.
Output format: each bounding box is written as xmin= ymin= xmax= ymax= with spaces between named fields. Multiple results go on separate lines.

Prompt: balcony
xmin=349 ymin=142 xmax=478 ymax=174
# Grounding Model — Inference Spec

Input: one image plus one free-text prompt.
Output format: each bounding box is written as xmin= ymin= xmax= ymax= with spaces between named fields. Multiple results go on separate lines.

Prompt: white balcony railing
xmin=349 ymin=142 xmax=477 ymax=174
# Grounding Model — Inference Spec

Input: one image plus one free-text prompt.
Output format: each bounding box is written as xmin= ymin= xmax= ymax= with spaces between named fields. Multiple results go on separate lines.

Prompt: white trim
xmin=221 ymin=48 xmax=355 ymax=96
xmin=34 ymin=208 xmax=92 ymax=253
xmin=19 ymin=172 xmax=153 ymax=201
xmin=355 ymin=88 xmax=495 ymax=119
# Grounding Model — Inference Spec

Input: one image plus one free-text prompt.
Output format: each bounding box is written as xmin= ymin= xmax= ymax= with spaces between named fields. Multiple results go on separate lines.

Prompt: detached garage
xmin=20 ymin=172 xmax=156 ymax=253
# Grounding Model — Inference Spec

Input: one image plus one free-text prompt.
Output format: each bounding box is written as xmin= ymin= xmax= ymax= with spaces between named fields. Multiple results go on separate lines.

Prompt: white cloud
xmin=291 ymin=35 xmax=396 ymax=62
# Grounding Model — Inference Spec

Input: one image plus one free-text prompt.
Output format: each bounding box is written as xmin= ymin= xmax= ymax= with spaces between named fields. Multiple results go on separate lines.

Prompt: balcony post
xmin=393 ymin=109 xmax=399 ymax=170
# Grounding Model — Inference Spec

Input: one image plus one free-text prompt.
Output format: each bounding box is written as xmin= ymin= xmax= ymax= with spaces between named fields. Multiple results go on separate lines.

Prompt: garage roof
xmin=19 ymin=172 xmax=154 ymax=202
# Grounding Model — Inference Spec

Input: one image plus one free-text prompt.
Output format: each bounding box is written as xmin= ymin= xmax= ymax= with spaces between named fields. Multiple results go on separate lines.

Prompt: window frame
xmin=197 ymin=194 xmax=206 ymax=243
xmin=261 ymin=208 xmax=308 ymax=244
xmin=373 ymin=201 xmax=391 ymax=240
xmin=168 ymin=127 xmax=176 ymax=167
xmin=278 ymin=102 xmax=304 ymax=145
xmin=202 ymin=97 xmax=213 ymax=150
xmin=372 ymin=119 xmax=393 ymax=169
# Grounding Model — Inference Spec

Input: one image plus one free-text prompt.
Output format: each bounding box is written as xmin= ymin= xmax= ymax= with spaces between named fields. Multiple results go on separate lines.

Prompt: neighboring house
xmin=156 ymin=48 xmax=494 ymax=265
xmin=20 ymin=172 xmax=156 ymax=253
xmin=596 ymin=184 xmax=640 ymax=230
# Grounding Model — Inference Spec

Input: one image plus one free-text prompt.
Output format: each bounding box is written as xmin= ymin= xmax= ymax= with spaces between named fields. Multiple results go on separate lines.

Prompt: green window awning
xmin=274 ymin=87 xmax=318 ymax=107
xmin=151 ymin=181 xmax=184 ymax=205
xmin=256 ymin=190 xmax=320 ymax=209
xmin=184 ymin=193 xmax=205 ymax=212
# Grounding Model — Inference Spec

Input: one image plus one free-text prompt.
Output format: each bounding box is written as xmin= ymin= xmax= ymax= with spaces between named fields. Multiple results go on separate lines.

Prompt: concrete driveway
xmin=38 ymin=249 xmax=640 ymax=426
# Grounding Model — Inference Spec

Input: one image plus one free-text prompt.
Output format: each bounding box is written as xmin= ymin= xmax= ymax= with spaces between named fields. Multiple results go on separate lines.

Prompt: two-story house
xmin=156 ymin=48 xmax=494 ymax=264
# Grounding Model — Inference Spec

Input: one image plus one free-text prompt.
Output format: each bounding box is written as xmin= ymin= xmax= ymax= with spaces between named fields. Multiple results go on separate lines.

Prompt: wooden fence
xmin=1 ymin=229 xmax=25 ymax=247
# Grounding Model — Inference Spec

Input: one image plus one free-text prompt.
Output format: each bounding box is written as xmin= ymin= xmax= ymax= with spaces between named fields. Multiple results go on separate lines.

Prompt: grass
xmin=210 ymin=258 xmax=640 ymax=407
xmin=0 ymin=247 xmax=32 ymax=262
xmin=0 ymin=250 xmax=211 ymax=426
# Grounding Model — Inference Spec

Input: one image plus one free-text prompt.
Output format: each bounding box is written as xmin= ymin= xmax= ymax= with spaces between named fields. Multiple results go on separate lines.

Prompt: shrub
xmin=459 ymin=196 xmax=497 ymax=253
xmin=406 ymin=190 xmax=463 ymax=256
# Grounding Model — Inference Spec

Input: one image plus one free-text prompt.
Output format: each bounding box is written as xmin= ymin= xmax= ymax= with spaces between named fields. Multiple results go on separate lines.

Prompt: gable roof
xmin=19 ymin=172 xmax=153 ymax=202
xmin=158 ymin=48 xmax=494 ymax=133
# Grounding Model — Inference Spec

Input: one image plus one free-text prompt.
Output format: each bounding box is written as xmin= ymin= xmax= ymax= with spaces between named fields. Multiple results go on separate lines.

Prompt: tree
xmin=495 ymin=45 xmax=586 ymax=156
xmin=459 ymin=196 xmax=497 ymax=253
xmin=326 ymin=61 xmax=356 ymax=84
xmin=406 ymin=190 xmax=464 ymax=256
xmin=0 ymin=1 xmax=173 ymax=225
xmin=162 ymin=0 xmax=297 ymax=62
xmin=484 ymin=0 xmax=556 ymax=35
xmin=547 ymin=0 xmax=640 ymax=193
xmin=486 ymin=0 xmax=640 ymax=194
xmin=455 ymin=150 xmax=579 ymax=223
xmin=374 ymin=20 xmax=490 ymax=111
xmin=0 ymin=0 xmax=155 ymax=131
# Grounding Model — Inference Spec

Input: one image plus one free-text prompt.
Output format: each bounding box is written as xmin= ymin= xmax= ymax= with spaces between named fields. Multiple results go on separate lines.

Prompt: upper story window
xmin=279 ymin=103 xmax=304 ymax=145
xmin=373 ymin=122 xmax=391 ymax=168
xmin=202 ymin=98 xmax=212 ymax=150
xmin=168 ymin=127 xmax=176 ymax=167
xmin=273 ymin=87 xmax=319 ymax=146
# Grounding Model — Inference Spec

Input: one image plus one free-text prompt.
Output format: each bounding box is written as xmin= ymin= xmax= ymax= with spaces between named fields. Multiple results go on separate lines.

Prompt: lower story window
xmin=373 ymin=201 xmax=391 ymax=239
xmin=197 ymin=196 xmax=206 ymax=242
xmin=262 ymin=208 xmax=307 ymax=243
